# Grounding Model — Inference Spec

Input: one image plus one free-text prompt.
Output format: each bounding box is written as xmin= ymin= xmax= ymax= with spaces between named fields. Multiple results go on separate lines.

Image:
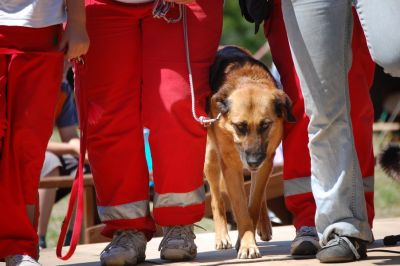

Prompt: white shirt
xmin=0 ymin=0 xmax=66 ymax=28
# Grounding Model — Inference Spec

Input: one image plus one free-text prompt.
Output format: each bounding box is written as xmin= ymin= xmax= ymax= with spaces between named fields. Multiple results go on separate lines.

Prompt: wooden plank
xmin=38 ymin=175 xmax=94 ymax=188
xmin=83 ymin=187 xmax=96 ymax=230
xmin=39 ymin=171 xmax=154 ymax=189
xmin=373 ymin=122 xmax=400 ymax=132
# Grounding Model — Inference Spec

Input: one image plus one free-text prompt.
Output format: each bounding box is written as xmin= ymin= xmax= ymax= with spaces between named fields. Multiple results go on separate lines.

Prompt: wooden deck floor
xmin=3 ymin=218 xmax=400 ymax=266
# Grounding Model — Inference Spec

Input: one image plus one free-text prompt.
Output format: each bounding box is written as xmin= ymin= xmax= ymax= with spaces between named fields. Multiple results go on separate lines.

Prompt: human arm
xmin=46 ymin=139 xmax=80 ymax=157
xmin=46 ymin=125 xmax=80 ymax=157
xmin=59 ymin=0 xmax=90 ymax=60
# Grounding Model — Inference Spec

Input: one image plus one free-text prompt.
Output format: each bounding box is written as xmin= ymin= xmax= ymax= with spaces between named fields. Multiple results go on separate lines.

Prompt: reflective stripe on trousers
xmin=153 ymin=185 xmax=205 ymax=208
xmin=98 ymin=185 xmax=205 ymax=222
xmin=98 ymin=200 xmax=150 ymax=222
xmin=284 ymin=175 xmax=374 ymax=197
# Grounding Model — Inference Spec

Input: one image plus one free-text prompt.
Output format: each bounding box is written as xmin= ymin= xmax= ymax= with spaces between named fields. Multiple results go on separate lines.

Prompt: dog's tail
xmin=379 ymin=143 xmax=400 ymax=183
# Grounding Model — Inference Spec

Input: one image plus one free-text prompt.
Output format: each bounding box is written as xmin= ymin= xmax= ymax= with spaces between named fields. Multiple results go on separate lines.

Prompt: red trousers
xmin=265 ymin=0 xmax=375 ymax=230
xmin=0 ymin=25 xmax=63 ymax=259
xmin=78 ymin=0 xmax=223 ymax=238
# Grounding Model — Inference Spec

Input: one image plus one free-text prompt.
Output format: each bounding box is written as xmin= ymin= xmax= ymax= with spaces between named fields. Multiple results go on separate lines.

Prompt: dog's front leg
xmin=220 ymin=160 xmax=260 ymax=259
xmin=249 ymin=159 xmax=274 ymax=241
xmin=204 ymin=142 xmax=232 ymax=250
xmin=257 ymin=190 xmax=272 ymax=241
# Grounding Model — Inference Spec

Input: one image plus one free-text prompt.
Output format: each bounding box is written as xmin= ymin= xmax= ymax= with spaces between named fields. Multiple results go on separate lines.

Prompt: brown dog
xmin=204 ymin=46 xmax=294 ymax=259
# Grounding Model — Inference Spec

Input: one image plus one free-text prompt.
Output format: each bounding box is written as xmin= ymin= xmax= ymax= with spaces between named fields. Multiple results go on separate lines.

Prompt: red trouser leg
xmin=0 ymin=26 xmax=63 ymax=259
xmin=264 ymin=0 xmax=375 ymax=230
xmin=81 ymin=0 xmax=223 ymax=238
xmin=349 ymin=11 xmax=375 ymax=226
xmin=80 ymin=1 xmax=156 ymax=239
xmin=0 ymin=59 xmax=5 ymax=152
xmin=142 ymin=0 xmax=223 ymax=226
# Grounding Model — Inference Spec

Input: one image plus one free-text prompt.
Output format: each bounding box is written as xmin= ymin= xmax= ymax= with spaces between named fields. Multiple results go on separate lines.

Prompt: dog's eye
xmin=232 ymin=122 xmax=248 ymax=135
xmin=258 ymin=121 xmax=272 ymax=133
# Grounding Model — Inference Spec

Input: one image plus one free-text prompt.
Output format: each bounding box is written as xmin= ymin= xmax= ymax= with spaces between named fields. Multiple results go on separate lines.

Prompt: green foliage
xmin=221 ymin=0 xmax=271 ymax=64
xmin=374 ymin=167 xmax=400 ymax=218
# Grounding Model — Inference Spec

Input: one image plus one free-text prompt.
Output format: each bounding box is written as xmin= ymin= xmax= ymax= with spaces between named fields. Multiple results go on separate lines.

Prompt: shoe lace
xmin=101 ymin=230 xmax=143 ymax=255
xmin=327 ymin=234 xmax=362 ymax=260
xmin=297 ymin=226 xmax=317 ymax=237
xmin=158 ymin=225 xmax=198 ymax=251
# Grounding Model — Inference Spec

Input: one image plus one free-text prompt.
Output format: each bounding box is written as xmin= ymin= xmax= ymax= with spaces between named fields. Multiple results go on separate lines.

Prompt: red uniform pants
xmin=0 ymin=25 xmax=63 ymax=259
xmin=79 ymin=0 xmax=223 ymax=239
xmin=265 ymin=0 xmax=375 ymax=230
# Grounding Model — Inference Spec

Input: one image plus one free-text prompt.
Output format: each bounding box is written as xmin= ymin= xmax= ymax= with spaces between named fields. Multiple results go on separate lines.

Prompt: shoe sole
xmin=160 ymin=249 xmax=197 ymax=261
xmin=291 ymin=241 xmax=319 ymax=258
xmin=100 ymin=255 xmax=145 ymax=266
xmin=317 ymin=255 xmax=356 ymax=263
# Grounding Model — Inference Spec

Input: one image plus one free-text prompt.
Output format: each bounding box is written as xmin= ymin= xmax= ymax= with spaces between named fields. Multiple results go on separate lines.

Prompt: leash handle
xmin=56 ymin=60 xmax=87 ymax=260
xmin=152 ymin=0 xmax=182 ymax=23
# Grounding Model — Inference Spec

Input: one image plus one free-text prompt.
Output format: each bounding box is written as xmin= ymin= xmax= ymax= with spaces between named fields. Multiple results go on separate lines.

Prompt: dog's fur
xmin=380 ymin=143 xmax=400 ymax=183
xmin=204 ymin=46 xmax=295 ymax=259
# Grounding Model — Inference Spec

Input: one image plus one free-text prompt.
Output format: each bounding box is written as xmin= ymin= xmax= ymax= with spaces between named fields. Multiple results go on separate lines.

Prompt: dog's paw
xmin=236 ymin=233 xmax=261 ymax=259
xmin=258 ymin=228 xmax=272 ymax=242
xmin=237 ymin=244 xmax=261 ymax=259
xmin=257 ymin=220 xmax=272 ymax=241
xmin=215 ymin=234 xmax=233 ymax=250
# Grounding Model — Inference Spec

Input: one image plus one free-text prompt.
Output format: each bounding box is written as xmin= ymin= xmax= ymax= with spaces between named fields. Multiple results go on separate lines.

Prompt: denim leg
xmin=354 ymin=0 xmax=400 ymax=77
xmin=281 ymin=0 xmax=373 ymax=244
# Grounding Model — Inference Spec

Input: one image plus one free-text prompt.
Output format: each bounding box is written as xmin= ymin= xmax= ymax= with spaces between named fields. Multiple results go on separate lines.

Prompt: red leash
xmin=56 ymin=59 xmax=87 ymax=260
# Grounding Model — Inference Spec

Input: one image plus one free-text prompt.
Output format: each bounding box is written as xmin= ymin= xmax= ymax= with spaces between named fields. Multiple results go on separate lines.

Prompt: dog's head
xmin=212 ymin=79 xmax=294 ymax=171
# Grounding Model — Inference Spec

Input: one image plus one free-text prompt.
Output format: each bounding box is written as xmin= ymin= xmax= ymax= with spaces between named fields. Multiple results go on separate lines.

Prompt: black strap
xmin=239 ymin=0 xmax=273 ymax=34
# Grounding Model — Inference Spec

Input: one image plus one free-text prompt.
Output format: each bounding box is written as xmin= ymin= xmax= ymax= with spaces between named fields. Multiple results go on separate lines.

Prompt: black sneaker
xmin=290 ymin=226 xmax=320 ymax=257
xmin=316 ymin=234 xmax=367 ymax=263
xmin=39 ymin=235 xmax=46 ymax=249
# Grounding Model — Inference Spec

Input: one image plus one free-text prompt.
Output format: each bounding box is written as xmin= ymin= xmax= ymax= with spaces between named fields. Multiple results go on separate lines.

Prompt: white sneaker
xmin=290 ymin=226 xmax=321 ymax=257
xmin=159 ymin=225 xmax=197 ymax=261
xmin=100 ymin=230 xmax=146 ymax=266
xmin=5 ymin=255 xmax=41 ymax=266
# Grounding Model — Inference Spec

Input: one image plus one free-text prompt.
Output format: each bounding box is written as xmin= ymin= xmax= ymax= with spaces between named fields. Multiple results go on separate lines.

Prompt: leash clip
xmin=200 ymin=117 xmax=212 ymax=127
xmin=199 ymin=113 xmax=221 ymax=127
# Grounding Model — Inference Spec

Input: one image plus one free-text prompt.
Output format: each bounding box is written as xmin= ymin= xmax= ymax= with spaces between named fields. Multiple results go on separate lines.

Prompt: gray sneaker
xmin=5 ymin=255 xmax=41 ymax=266
xmin=100 ymin=230 xmax=146 ymax=266
xmin=159 ymin=225 xmax=197 ymax=261
xmin=316 ymin=234 xmax=367 ymax=263
xmin=290 ymin=226 xmax=321 ymax=257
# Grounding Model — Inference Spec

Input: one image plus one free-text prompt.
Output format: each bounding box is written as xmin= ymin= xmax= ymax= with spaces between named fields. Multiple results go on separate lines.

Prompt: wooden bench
xmin=39 ymin=175 xmax=98 ymax=244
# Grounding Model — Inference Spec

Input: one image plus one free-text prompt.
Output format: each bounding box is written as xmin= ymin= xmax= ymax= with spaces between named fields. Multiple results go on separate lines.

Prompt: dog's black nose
xmin=246 ymin=152 xmax=266 ymax=169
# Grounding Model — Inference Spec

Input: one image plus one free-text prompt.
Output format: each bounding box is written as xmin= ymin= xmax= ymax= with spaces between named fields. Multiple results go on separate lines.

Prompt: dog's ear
xmin=274 ymin=90 xmax=296 ymax=122
xmin=212 ymin=92 xmax=230 ymax=114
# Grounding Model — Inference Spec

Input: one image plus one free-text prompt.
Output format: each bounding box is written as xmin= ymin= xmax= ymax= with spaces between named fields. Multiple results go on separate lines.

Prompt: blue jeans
xmin=281 ymin=0 xmax=400 ymax=245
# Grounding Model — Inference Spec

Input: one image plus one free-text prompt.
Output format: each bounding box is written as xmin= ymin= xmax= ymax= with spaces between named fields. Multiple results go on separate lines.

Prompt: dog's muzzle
xmin=245 ymin=151 xmax=266 ymax=170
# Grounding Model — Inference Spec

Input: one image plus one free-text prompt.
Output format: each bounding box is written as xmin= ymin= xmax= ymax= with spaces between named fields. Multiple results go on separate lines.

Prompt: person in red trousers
xmin=264 ymin=0 xmax=375 ymax=257
xmin=76 ymin=0 xmax=222 ymax=265
xmin=0 ymin=1 xmax=89 ymax=265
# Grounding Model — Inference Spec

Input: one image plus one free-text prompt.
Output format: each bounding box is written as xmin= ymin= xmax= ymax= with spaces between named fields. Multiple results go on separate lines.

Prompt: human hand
xmin=59 ymin=21 xmax=90 ymax=61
